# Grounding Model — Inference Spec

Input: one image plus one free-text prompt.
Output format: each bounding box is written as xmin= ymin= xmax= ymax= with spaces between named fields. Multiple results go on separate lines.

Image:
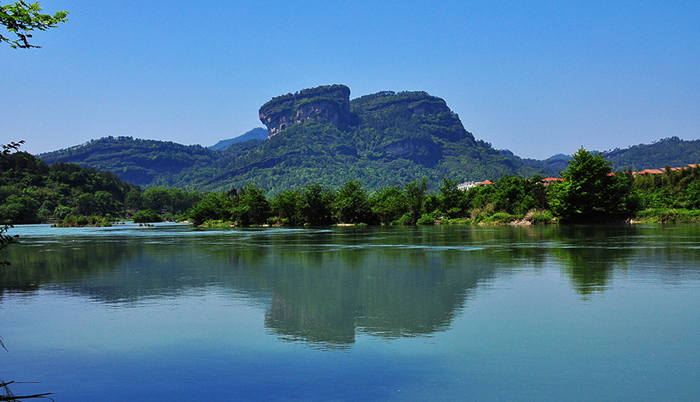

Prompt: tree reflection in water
xmin=3 ymin=225 xmax=699 ymax=348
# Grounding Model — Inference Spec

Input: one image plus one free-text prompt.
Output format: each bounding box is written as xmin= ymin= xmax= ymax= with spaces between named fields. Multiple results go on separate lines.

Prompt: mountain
xmin=39 ymin=136 xmax=221 ymax=187
xmin=39 ymin=86 xmax=553 ymax=192
xmin=208 ymin=128 xmax=268 ymax=150
xmin=605 ymin=137 xmax=700 ymax=170
xmin=36 ymin=85 xmax=698 ymax=193
xmin=259 ymin=84 xmax=351 ymax=137
xmin=193 ymin=86 xmax=550 ymax=193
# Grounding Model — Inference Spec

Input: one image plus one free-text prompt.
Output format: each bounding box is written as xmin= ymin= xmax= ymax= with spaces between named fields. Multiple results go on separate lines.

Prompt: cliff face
xmin=259 ymin=84 xmax=351 ymax=138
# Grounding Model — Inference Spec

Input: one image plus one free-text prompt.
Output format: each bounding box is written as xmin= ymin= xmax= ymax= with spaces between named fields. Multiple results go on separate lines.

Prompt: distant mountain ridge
xmin=603 ymin=137 xmax=700 ymax=171
xmin=36 ymin=86 xmax=699 ymax=192
xmin=209 ymin=128 xmax=268 ymax=151
xmin=547 ymin=153 xmax=571 ymax=161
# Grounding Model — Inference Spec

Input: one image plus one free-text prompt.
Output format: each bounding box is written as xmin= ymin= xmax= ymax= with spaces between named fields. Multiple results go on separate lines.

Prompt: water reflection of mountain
xmin=262 ymin=251 xmax=493 ymax=348
xmin=2 ymin=225 xmax=699 ymax=347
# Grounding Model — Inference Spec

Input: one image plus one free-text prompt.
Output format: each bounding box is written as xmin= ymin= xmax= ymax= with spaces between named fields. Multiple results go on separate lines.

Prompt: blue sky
xmin=2 ymin=0 xmax=699 ymax=159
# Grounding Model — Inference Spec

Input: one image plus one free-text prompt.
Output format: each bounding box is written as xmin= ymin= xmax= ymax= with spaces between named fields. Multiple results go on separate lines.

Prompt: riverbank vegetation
xmin=54 ymin=214 xmax=115 ymax=227
xmin=185 ymin=148 xmax=700 ymax=227
xmin=0 ymin=148 xmax=202 ymax=224
xmin=186 ymin=177 xmax=558 ymax=227
xmin=2 ymin=144 xmax=700 ymax=227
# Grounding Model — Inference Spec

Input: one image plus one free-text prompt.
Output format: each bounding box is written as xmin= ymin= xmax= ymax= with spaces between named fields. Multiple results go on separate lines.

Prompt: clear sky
xmin=2 ymin=0 xmax=699 ymax=159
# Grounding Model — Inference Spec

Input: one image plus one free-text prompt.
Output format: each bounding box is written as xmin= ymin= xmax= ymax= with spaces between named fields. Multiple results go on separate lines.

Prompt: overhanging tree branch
xmin=0 ymin=1 xmax=67 ymax=49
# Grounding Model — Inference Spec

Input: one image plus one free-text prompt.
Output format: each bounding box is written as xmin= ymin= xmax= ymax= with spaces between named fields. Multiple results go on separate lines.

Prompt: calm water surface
xmin=1 ymin=223 xmax=699 ymax=401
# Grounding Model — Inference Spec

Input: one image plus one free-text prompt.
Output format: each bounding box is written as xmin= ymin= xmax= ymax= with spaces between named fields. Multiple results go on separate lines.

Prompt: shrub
xmin=55 ymin=215 xmax=112 ymax=227
xmin=524 ymin=209 xmax=554 ymax=224
xmin=60 ymin=215 xmax=78 ymax=227
xmin=394 ymin=213 xmax=415 ymax=225
xmin=133 ymin=209 xmax=163 ymax=223
xmin=470 ymin=205 xmax=494 ymax=222
xmin=634 ymin=208 xmax=700 ymax=223
xmin=482 ymin=212 xmax=517 ymax=224
xmin=416 ymin=212 xmax=438 ymax=225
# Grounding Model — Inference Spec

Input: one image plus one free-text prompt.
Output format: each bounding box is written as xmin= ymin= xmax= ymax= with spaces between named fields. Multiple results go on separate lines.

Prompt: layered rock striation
xmin=259 ymin=84 xmax=351 ymax=138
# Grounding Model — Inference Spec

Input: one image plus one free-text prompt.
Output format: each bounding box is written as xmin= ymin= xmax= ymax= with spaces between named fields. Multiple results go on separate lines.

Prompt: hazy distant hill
xmin=547 ymin=153 xmax=571 ymax=161
xmin=605 ymin=137 xmax=700 ymax=170
xmin=208 ymin=128 xmax=268 ymax=151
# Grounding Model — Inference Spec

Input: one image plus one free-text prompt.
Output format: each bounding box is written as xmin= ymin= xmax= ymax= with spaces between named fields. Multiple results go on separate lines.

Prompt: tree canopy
xmin=0 ymin=1 xmax=67 ymax=49
xmin=548 ymin=148 xmax=635 ymax=219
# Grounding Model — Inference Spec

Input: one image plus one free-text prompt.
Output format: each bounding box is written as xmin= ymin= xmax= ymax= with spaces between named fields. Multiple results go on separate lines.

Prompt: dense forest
xmin=186 ymin=148 xmax=700 ymax=227
xmin=604 ymin=137 xmax=700 ymax=170
xmin=37 ymin=119 xmax=700 ymax=198
xmin=0 ymin=144 xmax=202 ymax=226
xmin=3 ymin=141 xmax=700 ymax=230
xmin=39 ymin=136 xmax=221 ymax=187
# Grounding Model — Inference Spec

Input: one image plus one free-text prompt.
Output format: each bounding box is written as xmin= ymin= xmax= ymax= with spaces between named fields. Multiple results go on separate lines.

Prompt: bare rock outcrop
xmin=259 ymin=85 xmax=351 ymax=138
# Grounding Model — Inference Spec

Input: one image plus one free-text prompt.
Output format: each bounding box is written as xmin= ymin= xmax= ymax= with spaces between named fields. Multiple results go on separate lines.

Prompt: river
xmin=1 ymin=223 xmax=699 ymax=401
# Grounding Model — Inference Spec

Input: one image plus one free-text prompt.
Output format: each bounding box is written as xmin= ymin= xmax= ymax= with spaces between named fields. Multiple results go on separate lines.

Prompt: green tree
xmin=369 ymin=186 xmax=408 ymax=224
xmin=185 ymin=185 xmax=270 ymax=226
xmin=187 ymin=192 xmax=234 ymax=226
xmin=491 ymin=175 xmax=546 ymax=216
xmin=464 ymin=183 xmax=495 ymax=211
xmin=548 ymin=148 xmax=634 ymax=219
xmin=132 ymin=209 xmax=163 ymax=223
xmin=492 ymin=175 xmax=526 ymax=215
xmin=437 ymin=178 xmax=468 ymax=218
xmin=403 ymin=178 xmax=428 ymax=223
xmin=1 ymin=1 xmax=67 ymax=49
xmin=334 ymin=181 xmax=375 ymax=224
xmin=684 ymin=181 xmax=700 ymax=209
xmin=169 ymin=188 xmax=202 ymax=215
xmin=271 ymin=190 xmax=303 ymax=225
xmin=299 ymin=183 xmax=335 ymax=225
xmin=234 ymin=184 xmax=271 ymax=225
xmin=0 ymin=194 xmax=40 ymax=223
xmin=125 ymin=189 xmax=144 ymax=211
xmin=143 ymin=187 xmax=171 ymax=212
xmin=74 ymin=191 xmax=122 ymax=217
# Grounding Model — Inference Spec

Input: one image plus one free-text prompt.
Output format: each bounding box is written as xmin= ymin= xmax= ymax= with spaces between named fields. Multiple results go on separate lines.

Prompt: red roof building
xmin=542 ymin=177 xmax=564 ymax=185
xmin=634 ymin=169 xmax=664 ymax=175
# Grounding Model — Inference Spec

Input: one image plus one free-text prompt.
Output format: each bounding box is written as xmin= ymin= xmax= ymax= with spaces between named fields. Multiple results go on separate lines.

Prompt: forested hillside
xmin=605 ymin=137 xmax=700 ymax=170
xmin=39 ymin=136 xmax=221 ymax=187
xmin=33 ymin=87 xmax=699 ymax=195
xmin=36 ymin=87 xmax=558 ymax=192
xmin=1 ymin=144 xmax=203 ymax=225
xmin=1 ymin=148 xmax=137 ymax=223
xmin=184 ymin=148 xmax=700 ymax=228
xmin=190 ymin=90 xmax=553 ymax=193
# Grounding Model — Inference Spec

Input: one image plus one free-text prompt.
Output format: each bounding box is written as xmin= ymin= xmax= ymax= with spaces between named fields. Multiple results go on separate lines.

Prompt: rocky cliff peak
xmin=259 ymin=84 xmax=351 ymax=138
